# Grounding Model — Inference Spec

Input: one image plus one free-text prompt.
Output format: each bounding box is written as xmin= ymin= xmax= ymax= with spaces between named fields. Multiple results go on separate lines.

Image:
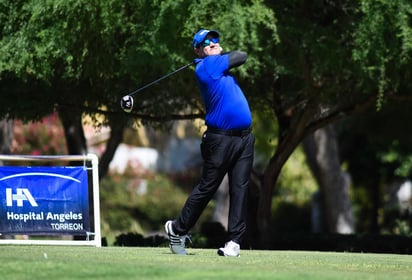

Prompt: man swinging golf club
xmin=165 ymin=29 xmax=255 ymax=257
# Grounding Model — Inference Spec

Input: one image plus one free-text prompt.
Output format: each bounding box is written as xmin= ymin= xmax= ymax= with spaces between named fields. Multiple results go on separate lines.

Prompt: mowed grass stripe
xmin=0 ymin=245 xmax=411 ymax=279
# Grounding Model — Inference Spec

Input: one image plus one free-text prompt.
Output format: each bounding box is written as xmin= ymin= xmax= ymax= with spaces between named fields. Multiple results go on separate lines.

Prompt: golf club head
xmin=121 ymin=95 xmax=134 ymax=113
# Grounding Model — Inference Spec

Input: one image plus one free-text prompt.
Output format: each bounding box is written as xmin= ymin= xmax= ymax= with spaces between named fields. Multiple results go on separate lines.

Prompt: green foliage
xmin=269 ymin=147 xmax=318 ymax=233
xmin=99 ymin=165 xmax=220 ymax=245
xmin=378 ymin=142 xmax=412 ymax=178
xmin=393 ymin=219 xmax=412 ymax=237
xmin=185 ymin=0 xmax=279 ymax=78
xmin=0 ymin=0 xmax=139 ymax=121
xmin=0 ymin=0 xmax=280 ymax=127
xmin=352 ymin=0 xmax=412 ymax=109
xmin=340 ymin=101 xmax=412 ymax=182
xmin=268 ymin=1 xmax=360 ymax=107
xmin=1 ymin=0 xmax=137 ymax=82
xmin=99 ymin=170 xmax=193 ymax=244
xmin=252 ymin=110 xmax=278 ymax=168
xmin=278 ymin=146 xmax=318 ymax=202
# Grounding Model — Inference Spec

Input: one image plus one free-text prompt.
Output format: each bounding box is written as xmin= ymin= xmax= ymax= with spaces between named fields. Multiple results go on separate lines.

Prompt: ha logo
xmin=6 ymin=188 xmax=38 ymax=207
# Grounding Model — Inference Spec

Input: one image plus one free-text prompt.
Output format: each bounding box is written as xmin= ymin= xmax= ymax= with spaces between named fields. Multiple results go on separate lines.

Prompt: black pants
xmin=173 ymin=129 xmax=255 ymax=244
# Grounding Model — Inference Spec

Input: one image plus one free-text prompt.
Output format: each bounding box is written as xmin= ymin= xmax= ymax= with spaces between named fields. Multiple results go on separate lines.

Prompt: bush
xmin=99 ymin=171 xmax=190 ymax=245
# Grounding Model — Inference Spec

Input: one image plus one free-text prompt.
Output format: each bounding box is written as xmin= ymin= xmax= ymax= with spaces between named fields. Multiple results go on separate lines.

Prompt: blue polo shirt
xmin=194 ymin=54 xmax=252 ymax=130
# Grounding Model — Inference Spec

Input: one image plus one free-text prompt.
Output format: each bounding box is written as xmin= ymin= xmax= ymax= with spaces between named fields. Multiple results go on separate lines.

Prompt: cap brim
xmin=207 ymin=30 xmax=219 ymax=38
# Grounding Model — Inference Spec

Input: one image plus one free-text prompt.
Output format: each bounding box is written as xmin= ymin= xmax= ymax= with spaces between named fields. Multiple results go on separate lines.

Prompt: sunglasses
xmin=200 ymin=37 xmax=219 ymax=47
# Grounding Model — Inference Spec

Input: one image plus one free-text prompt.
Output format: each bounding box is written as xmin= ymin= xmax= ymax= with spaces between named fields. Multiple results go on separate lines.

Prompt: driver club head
xmin=120 ymin=95 xmax=134 ymax=113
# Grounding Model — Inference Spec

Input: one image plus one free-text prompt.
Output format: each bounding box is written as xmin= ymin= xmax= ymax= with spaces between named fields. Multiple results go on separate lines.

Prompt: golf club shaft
xmin=128 ymin=61 xmax=195 ymax=97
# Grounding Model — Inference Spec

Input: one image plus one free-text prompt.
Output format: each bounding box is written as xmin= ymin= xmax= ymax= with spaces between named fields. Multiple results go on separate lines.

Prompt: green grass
xmin=0 ymin=245 xmax=411 ymax=279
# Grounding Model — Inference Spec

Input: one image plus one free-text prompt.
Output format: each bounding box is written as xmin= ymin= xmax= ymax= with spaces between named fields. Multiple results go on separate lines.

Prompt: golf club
xmin=120 ymin=61 xmax=196 ymax=113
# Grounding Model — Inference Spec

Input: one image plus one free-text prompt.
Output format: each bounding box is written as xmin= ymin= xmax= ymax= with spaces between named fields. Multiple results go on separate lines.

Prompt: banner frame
xmin=0 ymin=154 xmax=101 ymax=247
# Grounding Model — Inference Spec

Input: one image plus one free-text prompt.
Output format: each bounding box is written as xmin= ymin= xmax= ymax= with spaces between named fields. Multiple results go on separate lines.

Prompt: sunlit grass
xmin=0 ymin=245 xmax=411 ymax=279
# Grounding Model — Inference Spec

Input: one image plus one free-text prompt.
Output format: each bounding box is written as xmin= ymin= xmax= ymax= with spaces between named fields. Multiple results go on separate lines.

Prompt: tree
xmin=254 ymin=0 xmax=412 ymax=244
xmin=0 ymin=119 xmax=13 ymax=155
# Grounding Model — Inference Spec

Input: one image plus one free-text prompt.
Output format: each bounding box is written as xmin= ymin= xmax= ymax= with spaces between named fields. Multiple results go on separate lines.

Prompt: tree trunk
xmin=302 ymin=124 xmax=354 ymax=233
xmin=59 ymin=110 xmax=87 ymax=155
xmin=257 ymin=129 xmax=304 ymax=247
xmin=0 ymin=119 xmax=13 ymax=155
xmin=98 ymin=123 xmax=125 ymax=179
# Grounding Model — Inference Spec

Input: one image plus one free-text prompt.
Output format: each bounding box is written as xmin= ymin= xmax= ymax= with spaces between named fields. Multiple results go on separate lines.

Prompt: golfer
xmin=165 ymin=29 xmax=255 ymax=257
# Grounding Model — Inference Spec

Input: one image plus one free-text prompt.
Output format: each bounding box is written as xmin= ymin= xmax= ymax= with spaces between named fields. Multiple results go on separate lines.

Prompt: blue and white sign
xmin=0 ymin=166 xmax=90 ymax=235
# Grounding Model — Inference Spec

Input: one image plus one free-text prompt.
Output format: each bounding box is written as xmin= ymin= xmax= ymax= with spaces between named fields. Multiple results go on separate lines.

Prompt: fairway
xmin=0 ymin=245 xmax=411 ymax=280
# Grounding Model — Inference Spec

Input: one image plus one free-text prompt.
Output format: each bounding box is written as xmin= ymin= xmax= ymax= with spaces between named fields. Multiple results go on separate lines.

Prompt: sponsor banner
xmin=0 ymin=166 xmax=90 ymax=235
